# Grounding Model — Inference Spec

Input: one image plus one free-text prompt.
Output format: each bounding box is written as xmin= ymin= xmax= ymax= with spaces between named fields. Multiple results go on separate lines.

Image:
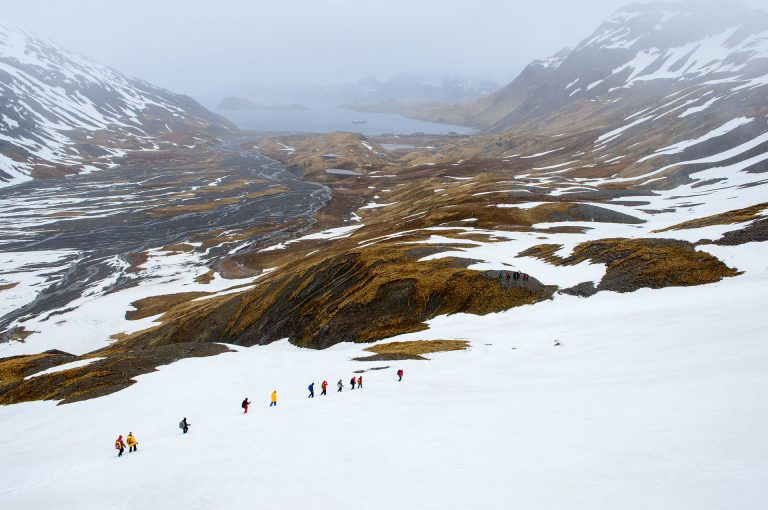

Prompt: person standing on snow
xmin=350 ymin=376 xmax=357 ymax=389
xmin=126 ymin=432 xmax=138 ymax=453
xmin=321 ymin=380 xmax=328 ymax=396
xmin=242 ymin=397 xmax=251 ymax=413
xmin=115 ymin=435 xmax=126 ymax=457
xmin=397 ymin=369 xmax=404 ymax=381
xmin=270 ymin=390 xmax=277 ymax=407
xmin=180 ymin=417 xmax=190 ymax=434
xmin=357 ymin=375 xmax=363 ymax=389
xmin=308 ymin=382 xmax=315 ymax=398
xmin=337 ymin=379 xmax=343 ymax=392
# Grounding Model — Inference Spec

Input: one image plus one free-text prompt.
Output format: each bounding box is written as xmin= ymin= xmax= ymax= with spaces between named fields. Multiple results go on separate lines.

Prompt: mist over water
xmin=4 ymin=0 xmax=765 ymax=109
xmin=213 ymin=101 xmax=475 ymax=135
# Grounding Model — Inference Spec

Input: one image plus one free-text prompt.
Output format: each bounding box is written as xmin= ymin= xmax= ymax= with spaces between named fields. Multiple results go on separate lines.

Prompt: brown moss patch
xmin=566 ymin=238 xmax=738 ymax=292
xmin=194 ymin=270 xmax=216 ymax=284
xmin=365 ymin=339 xmax=469 ymax=356
xmin=655 ymin=203 xmax=768 ymax=232
xmin=162 ymin=243 xmax=195 ymax=253
xmin=0 ymin=342 xmax=231 ymax=405
xmin=125 ymin=252 xmax=149 ymax=273
xmin=0 ymin=350 xmax=77 ymax=384
xmin=519 ymin=239 xmax=738 ymax=292
xmin=518 ymin=244 xmax=564 ymax=264
xmin=114 ymin=242 xmax=557 ymax=352
xmin=126 ymin=292 xmax=212 ymax=320
xmin=0 ymin=282 xmax=19 ymax=291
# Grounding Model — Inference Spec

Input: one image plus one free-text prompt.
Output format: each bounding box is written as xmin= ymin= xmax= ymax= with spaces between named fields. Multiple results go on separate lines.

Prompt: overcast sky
xmin=3 ymin=0 xmax=765 ymax=104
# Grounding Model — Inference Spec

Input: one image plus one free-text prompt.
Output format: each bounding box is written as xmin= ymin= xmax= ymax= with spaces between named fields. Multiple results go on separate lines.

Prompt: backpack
xmin=115 ymin=440 xmax=121 ymax=450
xmin=179 ymin=420 xmax=184 ymax=429
xmin=242 ymin=399 xmax=247 ymax=409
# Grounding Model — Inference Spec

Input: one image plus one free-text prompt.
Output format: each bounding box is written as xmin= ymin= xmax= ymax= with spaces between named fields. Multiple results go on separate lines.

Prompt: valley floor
xmin=1 ymin=240 xmax=765 ymax=510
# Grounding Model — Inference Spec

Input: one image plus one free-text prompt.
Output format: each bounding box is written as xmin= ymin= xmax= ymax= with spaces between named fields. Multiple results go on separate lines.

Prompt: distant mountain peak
xmin=0 ymin=23 xmax=232 ymax=187
xmin=454 ymin=0 xmax=768 ymax=132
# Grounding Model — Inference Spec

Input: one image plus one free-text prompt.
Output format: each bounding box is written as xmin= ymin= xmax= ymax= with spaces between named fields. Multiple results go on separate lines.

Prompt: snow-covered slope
xmin=0 ymin=24 xmax=232 ymax=187
xmin=1 ymin=254 xmax=766 ymax=509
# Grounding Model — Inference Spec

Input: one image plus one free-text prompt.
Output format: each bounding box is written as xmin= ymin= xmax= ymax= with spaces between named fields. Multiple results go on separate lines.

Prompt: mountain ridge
xmin=0 ymin=23 xmax=234 ymax=187
xmin=392 ymin=0 xmax=768 ymax=133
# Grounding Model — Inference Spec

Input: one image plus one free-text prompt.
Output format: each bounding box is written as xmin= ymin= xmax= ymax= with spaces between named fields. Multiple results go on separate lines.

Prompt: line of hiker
xmin=498 ymin=270 xmax=529 ymax=281
xmin=114 ymin=368 xmax=405 ymax=456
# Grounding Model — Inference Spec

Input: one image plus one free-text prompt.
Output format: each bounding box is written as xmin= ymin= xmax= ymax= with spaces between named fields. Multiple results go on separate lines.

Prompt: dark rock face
xmin=560 ymin=282 xmax=598 ymax=298
xmin=715 ymin=219 xmax=768 ymax=246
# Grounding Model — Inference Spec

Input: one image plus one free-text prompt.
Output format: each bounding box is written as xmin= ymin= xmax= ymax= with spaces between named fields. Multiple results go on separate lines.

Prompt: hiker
xmin=505 ymin=272 xmax=510 ymax=282
xmin=179 ymin=417 xmax=190 ymax=434
xmin=513 ymin=271 xmax=520 ymax=280
xmin=321 ymin=380 xmax=328 ymax=396
xmin=397 ymin=369 xmax=404 ymax=381
xmin=270 ymin=390 xmax=277 ymax=407
xmin=337 ymin=379 xmax=343 ymax=392
xmin=308 ymin=382 xmax=315 ymax=398
xmin=115 ymin=435 xmax=126 ymax=457
xmin=126 ymin=432 xmax=138 ymax=453
xmin=242 ymin=398 xmax=251 ymax=414
xmin=357 ymin=375 xmax=363 ymax=389
xmin=498 ymin=272 xmax=502 ymax=279
xmin=350 ymin=376 xmax=357 ymax=389
xmin=523 ymin=273 xmax=529 ymax=281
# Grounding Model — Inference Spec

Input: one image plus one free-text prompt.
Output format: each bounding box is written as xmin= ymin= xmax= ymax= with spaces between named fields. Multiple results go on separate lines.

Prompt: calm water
xmin=211 ymin=101 xmax=475 ymax=136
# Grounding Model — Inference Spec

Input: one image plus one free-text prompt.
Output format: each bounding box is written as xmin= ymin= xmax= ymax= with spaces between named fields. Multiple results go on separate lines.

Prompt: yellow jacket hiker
xmin=270 ymin=390 xmax=277 ymax=407
xmin=126 ymin=433 xmax=138 ymax=453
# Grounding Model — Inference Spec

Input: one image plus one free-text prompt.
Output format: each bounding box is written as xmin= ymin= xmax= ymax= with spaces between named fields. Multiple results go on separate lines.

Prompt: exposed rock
xmin=715 ymin=219 xmax=768 ymax=246
xmin=560 ymin=282 xmax=598 ymax=297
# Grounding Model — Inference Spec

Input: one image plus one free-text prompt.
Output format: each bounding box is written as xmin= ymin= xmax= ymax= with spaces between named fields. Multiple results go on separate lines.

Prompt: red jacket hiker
xmin=357 ymin=375 xmax=363 ymax=388
xmin=242 ymin=398 xmax=250 ymax=413
xmin=321 ymin=380 xmax=328 ymax=395
xmin=115 ymin=435 xmax=126 ymax=457
xmin=397 ymin=369 xmax=404 ymax=381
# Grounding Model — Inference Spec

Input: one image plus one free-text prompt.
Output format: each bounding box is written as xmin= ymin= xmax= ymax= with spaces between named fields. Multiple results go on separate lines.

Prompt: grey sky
xmin=3 ymin=0 xmax=765 ymax=104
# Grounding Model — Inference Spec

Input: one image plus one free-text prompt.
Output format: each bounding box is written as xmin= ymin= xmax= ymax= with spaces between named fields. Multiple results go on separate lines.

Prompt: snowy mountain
xmin=0 ymin=24 xmax=233 ymax=187
xmin=461 ymin=0 xmax=768 ymax=131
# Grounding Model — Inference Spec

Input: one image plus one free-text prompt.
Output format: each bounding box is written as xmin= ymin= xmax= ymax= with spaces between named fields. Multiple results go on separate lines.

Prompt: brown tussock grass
xmin=364 ymin=339 xmax=469 ymax=356
xmin=126 ymin=292 xmax=212 ymax=321
xmin=654 ymin=203 xmax=768 ymax=232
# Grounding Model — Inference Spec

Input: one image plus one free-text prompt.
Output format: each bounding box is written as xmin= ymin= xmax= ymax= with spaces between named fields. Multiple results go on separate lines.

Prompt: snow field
xmin=1 ymin=236 xmax=766 ymax=509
